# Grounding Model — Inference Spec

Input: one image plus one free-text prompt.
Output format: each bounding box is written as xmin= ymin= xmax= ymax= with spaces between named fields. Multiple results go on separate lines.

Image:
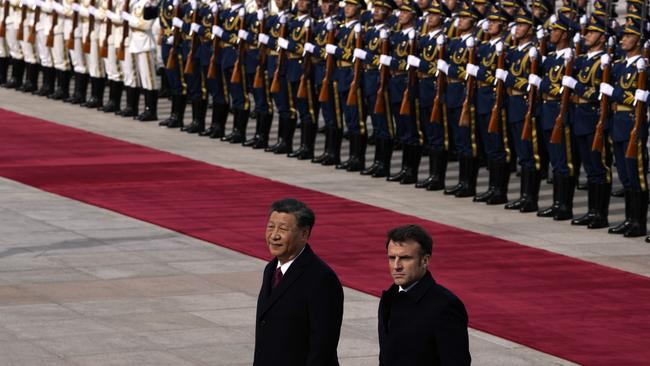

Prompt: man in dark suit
xmin=254 ymin=198 xmax=344 ymax=366
xmin=378 ymin=224 xmax=471 ymax=365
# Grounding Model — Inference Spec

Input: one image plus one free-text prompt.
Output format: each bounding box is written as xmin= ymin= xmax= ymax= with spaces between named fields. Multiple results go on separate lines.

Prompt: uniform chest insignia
xmin=167 ymin=5 xmax=173 ymax=11
xmin=369 ymin=37 xmax=379 ymax=51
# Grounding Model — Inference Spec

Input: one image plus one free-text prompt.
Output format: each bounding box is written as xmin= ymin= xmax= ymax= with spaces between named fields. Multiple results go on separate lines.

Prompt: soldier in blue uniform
xmin=324 ymin=0 xmax=367 ymax=172
xmin=496 ymin=7 xmax=542 ymax=213
xmin=379 ymin=0 xmax=423 ymax=184
xmin=599 ymin=19 xmax=649 ymax=238
xmin=533 ymin=13 xmax=579 ymax=221
xmin=465 ymin=6 xmax=512 ymax=205
xmin=562 ymin=15 xmax=611 ymax=229
xmin=410 ymin=1 xmax=450 ymax=190
xmin=436 ymin=2 xmax=482 ymax=196
xmin=348 ymin=0 xmax=396 ymax=176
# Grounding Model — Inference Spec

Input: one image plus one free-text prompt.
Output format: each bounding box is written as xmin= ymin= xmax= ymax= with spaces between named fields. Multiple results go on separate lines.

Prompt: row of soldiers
xmin=2 ymin=0 xmax=650 ymax=241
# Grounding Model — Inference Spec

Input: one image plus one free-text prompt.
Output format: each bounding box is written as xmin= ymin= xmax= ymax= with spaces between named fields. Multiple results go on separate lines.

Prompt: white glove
xmin=380 ymin=29 xmax=388 ymax=39
xmin=599 ymin=82 xmax=613 ymax=97
xmin=353 ymin=48 xmax=367 ymax=60
xmin=466 ymin=63 xmax=479 ymax=77
xmin=52 ymin=2 xmax=64 ymax=14
xmin=407 ymin=55 xmax=421 ymax=68
xmin=482 ymin=19 xmax=489 ymax=31
xmin=190 ymin=0 xmax=196 ymax=9
xmin=549 ymin=15 xmax=557 ymax=24
xmin=536 ymin=28 xmax=545 ymax=40
xmin=511 ymin=25 xmax=517 ymax=38
xmin=637 ymin=58 xmax=646 ymax=71
xmin=496 ymin=41 xmax=503 ymax=53
xmin=278 ymin=37 xmax=289 ymax=50
xmin=212 ymin=25 xmax=223 ymax=38
xmin=528 ymin=74 xmax=541 ymax=88
xmin=88 ymin=5 xmax=96 ymax=15
xmin=71 ymin=2 xmax=80 ymax=11
xmin=238 ymin=29 xmax=249 ymax=40
xmin=34 ymin=0 xmax=44 ymax=8
xmin=172 ymin=17 xmax=183 ymax=29
xmin=210 ymin=3 xmax=218 ymax=13
xmin=635 ymin=89 xmax=649 ymax=103
xmin=436 ymin=34 xmax=444 ymax=46
xmin=562 ymin=75 xmax=577 ymax=90
xmin=580 ymin=14 xmax=587 ymax=27
xmin=258 ymin=33 xmax=269 ymax=45
xmin=466 ymin=36 xmax=475 ymax=48
xmin=326 ymin=20 xmax=334 ymax=32
xmin=495 ymin=68 xmax=508 ymax=81
xmin=379 ymin=54 xmax=392 ymax=66
xmin=106 ymin=10 xmax=120 ymax=22
xmin=279 ymin=14 xmax=286 ymax=24
xmin=121 ymin=11 xmax=133 ymax=23
xmin=304 ymin=42 xmax=315 ymax=54
xmin=325 ymin=44 xmax=337 ymax=55
xmin=528 ymin=47 xmax=538 ymax=60
xmin=600 ymin=54 xmax=610 ymax=68
xmin=562 ymin=48 xmax=573 ymax=62
xmin=436 ymin=59 xmax=449 ymax=74
xmin=190 ymin=22 xmax=201 ymax=34
xmin=354 ymin=23 xmax=361 ymax=33
xmin=237 ymin=7 xmax=245 ymax=17
xmin=572 ymin=33 xmax=581 ymax=45
xmin=166 ymin=35 xmax=174 ymax=45
xmin=257 ymin=9 xmax=264 ymax=21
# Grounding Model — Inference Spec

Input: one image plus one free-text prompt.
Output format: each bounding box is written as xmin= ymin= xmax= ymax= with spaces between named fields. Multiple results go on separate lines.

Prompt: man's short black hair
xmin=385 ymin=224 xmax=433 ymax=256
xmin=269 ymin=198 xmax=316 ymax=231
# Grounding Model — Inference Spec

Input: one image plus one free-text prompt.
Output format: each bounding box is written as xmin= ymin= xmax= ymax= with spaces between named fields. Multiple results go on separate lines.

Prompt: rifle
xmin=165 ymin=0 xmax=181 ymax=69
xmin=521 ymin=26 xmax=546 ymax=140
xmin=116 ymin=0 xmax=129 ymax=60
xmin=183 ymin=1 xmax=199 ymax=74
xmin=373 ymin=28 xmax=389 ymax=114
xmin=82 ymin=0 xmax=95 ymax=53
xmin=297 ymin=18 xmax=312 ymax=99
xmin=430 ymin=34 xmax=446 ymax=123
xmin=46 ymin=1 xmax=59 ymax=48
xmin=100 ymin=0 xmax=112 ymax=57
xmin=488 ymin=41 xmax=506 ymax=134
xmin=16 ymin=1 xmax=27 ymax=41
xmin=549 ymin=49 xmax=574 ymax=144
xmin=230 ymin=7 xmax=246 ymax=83
xmin=0 ymin=0 xmax=9 ymax=38
xmin=66 ymin=0 xmax=78 ymax=49
xmin=27 ymin=0 xmax=40 ymax=44
xmin=625 ymin=0 xmax=649 ymax=159
xmin=252 ymin=8 xmax=267 ymax=88
xmin=592 ymin=2 xmax=614 ymax=153
xmin=270 ymin=14 xmax=287 ymax=93
xmin=317 ymin=20 xmax=334 ymax=101
xmin=399 ymin=29 xmax=416 ymax=116
xmin=459 ymin=36 xmax=477 ymax=127
xmin=346 ymin=23 xmax=362 ymax=106
xmin=207 ymin=3 xmax=221 ymax=79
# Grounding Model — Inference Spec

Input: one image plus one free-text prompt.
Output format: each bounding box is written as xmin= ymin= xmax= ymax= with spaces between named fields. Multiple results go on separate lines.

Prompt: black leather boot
xmin=373 ymin=138 xmax=393 ymax=178
xmin=348 ymin=133 xmax=367 ymax=171
xmin=158 ymin=68 xmax=171 ymax=98
xmin=538 ymin=173 xmax=560 ymax=217
xmin=266 ymin=116 xmax=286 ymax=152
xmin=102 ymin=80 xmax=123 ymax=113
xmin=624 ymin=190 xmax=648 ymax=237
xmin=36 ymin=67 xmax=55 ymax=96
xmin=253 ymin=112 xmax=272 ymax=148
xmin=425 ymin=150 xmax=448 ymax=190
xmin=387 ymin=144 xmax=408 ymax=182
xmin=19 ymin=63 xmax=38 ymax=92
xmin=361 ymin=137 xmax=381 ymax=176
xmin=572 ymin=182 xmax=596 ymax=226
xmin=609 ymin=188 xmax=632 ymax=234
xmin=486 ymin=160 xmax=509 ymax=205
xmin=183 ymin=99 xmax=207 ymax=133
xmin=0 ymin=57 xmax=8 ymax=85
xmin=474 ymin=160 xmax=496 ymax=202
xmin=295 ymin=122 xmax=316 ymax=160
xmin=519 ymin=168 xmax=540 ymax=213
xmin=588 ymin=182 xmax=610 ymax=229
xmin=82 ymin=77 xmax=104 ymax=108
xmin=274 ymin=117 xmax=296 ymax=154
xmin=231 ymin=109 xmax=249 ymax=143
xmin=66 ymin=73 xmax=89 ymax=104
xmin=49 ymin=70 xmax=71 ymax=100
xmin=313 ymin=126 xmax=332 ymax=163
xmin=137 ymin=89 xmax=158 ymax=121
xmin=243 ymin=113 xmax=262 ymax=147
xmin=117 ymin=87 xmax=139 ymax=117
xmin=201 ymin=101 xmax=227 ymax=136
xmin=553 ymin=175 xmax=575 ymax=221
xmin=456 ymin=156 xmax=478 ymax=197
xmin=444 ymin=156 xmax=466 ymax=195
xmin=3 ymin=59 xmax=24 ymax=88
xmin=321 ymin=128 xmax=343 ymax=166
xmin=401 ymin=144 xmax=421 ymax=184
xmin=336 ymin=133 xmax=356 ymax=170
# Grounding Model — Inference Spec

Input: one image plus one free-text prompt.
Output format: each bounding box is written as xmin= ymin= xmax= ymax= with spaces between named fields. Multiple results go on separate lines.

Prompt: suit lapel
xmin=258 ymin=244 xmax=314 ymax=317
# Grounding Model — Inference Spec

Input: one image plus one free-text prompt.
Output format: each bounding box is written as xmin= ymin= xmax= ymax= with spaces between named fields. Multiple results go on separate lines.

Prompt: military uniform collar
xmin=489 ymin=37 xmax=501 ymax=46
xmin=231 ymin=3 xmax=243 ymax=11
xmin=374 ymin=23 xmax=387 ymax=30
xmin=555 ymin=47 xmax=571 ymax=60
xmin=460 ymin=33 xmax=472 ymax=42
xmin=626 ymin=54 xmax=642 ymax=67
xmin=401 ymin=25 xmax=414 ymax=34
xmin=345 ymin=19 xmax=358 ymax=28
xmin=517 ymin=41 xmax=532 ymax=51
xmin=586 ymin=50 xmax=604 ymax=60
xmin=297 ymin=14 xmax=308 ymax=21
xmin=428 ymin=28 xmax=442 ymax=39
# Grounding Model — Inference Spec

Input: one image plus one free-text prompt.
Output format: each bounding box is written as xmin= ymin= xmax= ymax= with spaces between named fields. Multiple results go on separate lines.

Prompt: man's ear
xmin=421 ymin=254 xmax=431 ymax=267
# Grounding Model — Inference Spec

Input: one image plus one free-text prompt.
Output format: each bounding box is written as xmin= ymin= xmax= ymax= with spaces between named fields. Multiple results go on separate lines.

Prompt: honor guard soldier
xmin=411 ymin=1 xmax=450 ymax=190
xmin=65 ymin=0 xmax=91 ymax=105
xmin=47 ymin=0 xmax=73 ymax=100
xmin=497 ymin=6 xmax=543 ymax=213
xmin=379 ymin=0 xmax=422 ymax=184
xmin=325 ymin=0 xmax=367 ymax=171
xmin=2 ymin=0 xmax=25 ymax=88
xmin=437 ymin=2 xmax=482 ymax=196
xmin=93 ymin=0 xmax=122 ymax=112
xmin=34 ymin=0 xmax=57 ymax=96
xmin=465 ymin=5 xmax=512 ymax=205
xmin=564 ymin=15 xmax=612 ymax=229
xmin=18 ymin=0 xmax=39 ymax=93
xmin=0 ymin=0 xmax=9 ymax=85
xmin=356 ymin=0 xmax=397 ymax=178
xmin=599 ymin=18 xmax=649 ymax=238
xmin=79 ymin=0 xmax=107 ymax=109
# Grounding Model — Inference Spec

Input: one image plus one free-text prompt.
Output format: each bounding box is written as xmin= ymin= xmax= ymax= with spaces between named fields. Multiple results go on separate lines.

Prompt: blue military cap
xmin=427 ymin=0 xmax=451 ymax=17
xmin=487 ymin=5 xmax=513 ymax=23
xmin=373 ymin=0 xmax=397 ymax=10
xmin=457 ymin=1 xmax=483 ymax=20
xmin=551 ymin=12 xmax=580 ymax=33
xmin=400 ymin=0 xmax=423 ymax=17
xmin=621 ymin=17 xmax=645 ymax=37
xmin=532 ymin=0 xmax=554 ymax=14
xmin=514 ymin=6 xmax=534 ymax=25
xmin=345 ymin=0 xmax=367 ymax=9
xmin=585 ymin=14 xmax=610 ymax=34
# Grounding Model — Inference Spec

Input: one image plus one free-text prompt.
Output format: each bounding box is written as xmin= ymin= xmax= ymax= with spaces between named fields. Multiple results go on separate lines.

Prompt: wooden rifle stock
xmin=17 ymin=4 xmax=27 ymax=41
xmin=459 ymin=38 xmax=477 ymax=127
xmin=373 ymin=34 xmax=389 ymax=114
xmin=550 ymin=55 xmax=574 ymax=144
xmin=100 ymin=0 xmax=112 ymax=57
xmin=66 ymin=0 xmax=78 ymax=49
xmin=430 ymin=39 xmax=446 ymax=123
xmin=625 ymin=60 xmax=648 ymax=159
xmin=252 ymin=12 xmax=266 ymax=88
xmin=591 ymin=57 xmax=610 ymax=153
xmin=0 ymin=0 xmax=9 ymax=37
xmin=47 ymin=6 xmax=58 ymax=48
xmin=27 ymin=3 xmax=40 ymax=44
xmin=116 ymin=0 xmax=129 ymax=60
xmin=82 ymin=0 xmax=95 ymax=53
xmin=183 ymin=4 xmax=199 ymax=74
xmin=521 ymin=50 xmax=539 ymax=141
xmin=399 ymin=32 xmax=416 ymax=116
xmin=165 ymin=0 xmax=181 ymax=70
xmin=488 ymin=45 xmax=505 ymax=134
xmin=270 ymin=16 xmax=288 ymax=93
xmin=230 ymin=9 xmax=246 ymax=83
xmin=297 ymin=19 xmax=312 ymax=99
xmin=207 ymin=7 xmax=221 ymax=79
xmin=317 ymin=25 xmax=334 ymax=101
xmin=345 ymin=25 xmax=362 ymax=106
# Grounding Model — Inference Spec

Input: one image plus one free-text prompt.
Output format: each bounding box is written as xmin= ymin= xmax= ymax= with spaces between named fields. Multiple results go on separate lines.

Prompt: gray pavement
xmin=1 ymin=87 xmax=646 ymax=365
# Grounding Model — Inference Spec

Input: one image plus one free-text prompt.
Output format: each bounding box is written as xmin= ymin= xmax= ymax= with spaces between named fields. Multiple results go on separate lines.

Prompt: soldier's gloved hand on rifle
xmin=466 ymin=63 xmax=478 ymax=78
xmin=106 ymin=10 xmax=120 ymax=22
xmin=52 ymin=2 xmax=64 ymax=15
xmin=600 ymin=54 xmax=610 ymax=69
xmin=121 ymin=11 xmax=134 ymax=23
xmin=238 ymin=30 xmax=249 ymax=41
xmin=172 ymin=17 xmax=183 ymax=29
xmin=379 ymin=55 xmax=392 ymax=67
xmin=572 ymin=33 xmax=581 ymax=46
xmin=190 ymin=22 xmax=201 ymax=34
xmin=166 ymin=35 xmax=174 ymax=45
xmin=637 ymin=57 xmax=646 ymax=71
xmin=212 ymin=25 xmax=223 ymax=38
xmin=304 ymin=42 xmax=315 ymax=54
xmin=562 ymin=76 xmax=577 ymax=90
xmin=599 ymin=83 xmax=613 ymax=97
xmin=634 ymin=89 xmax=649 ymax=103
xmin=278 ymin=37 xmax=289 ymax=50
xmin=528 ymin=74 xmax=541 ymax=88
xmin=353 ymin=48 xmax=367 ymax=61
xmin=210 ymin=2 xmax=218 ymax=13
xmin=407 ymin=55 xmax=420 ymax=68
xmin=495 ymin=68 xmax=508 ymax=82
xmin=257 ymin=9 xmax=264 ymax=21
xmin=258 ymin=33 xmax=269 ymax=45
xmin=436 ymin=59 xmax=449 ymax=74
xmin=325 ymin=44 xmax=337 ymax=55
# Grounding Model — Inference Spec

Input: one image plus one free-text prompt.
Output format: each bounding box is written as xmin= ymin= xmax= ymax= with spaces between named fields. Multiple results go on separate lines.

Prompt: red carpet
xmin=1 ymin=108 xmax=649 ymax=365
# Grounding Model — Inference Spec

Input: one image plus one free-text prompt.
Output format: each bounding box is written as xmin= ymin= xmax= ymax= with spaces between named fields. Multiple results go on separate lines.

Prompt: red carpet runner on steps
xmin=1 ymin=108 xmax=649 ymax=365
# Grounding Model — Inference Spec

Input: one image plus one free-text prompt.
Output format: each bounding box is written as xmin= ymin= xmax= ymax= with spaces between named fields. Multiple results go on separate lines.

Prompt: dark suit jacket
xmin=253 ymin=244 xmax=344 ymax=366
xmin=378 ymin=271 xmax=471 ymax=366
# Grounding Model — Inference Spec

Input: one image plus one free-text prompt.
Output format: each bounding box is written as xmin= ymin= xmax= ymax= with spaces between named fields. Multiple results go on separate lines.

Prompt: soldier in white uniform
xmin=2 ymin=0 xmax=26 ymax=88
xmin=79 ymin=0 xmax=106 ymax=108
xmin=111 ymin=0 xmax=140 ymax=117
xmin=94 ymin=0 xmax=124 ymax=112
xmin=1 ymin=0 xmax=12 ymax=84
xmin=18 ymin=0 xmax=39 ymax=92
xmin=64 ymin=0 xmax=90 ymax=104
xmin=34 ymin=0 xmax=56 ymax=96
xmin=49 ymin=0 xmax=73 ymax=100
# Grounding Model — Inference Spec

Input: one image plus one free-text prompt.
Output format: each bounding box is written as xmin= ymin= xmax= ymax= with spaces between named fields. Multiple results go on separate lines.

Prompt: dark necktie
xmin=272 ymin=267 xmax=283 ymax=289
